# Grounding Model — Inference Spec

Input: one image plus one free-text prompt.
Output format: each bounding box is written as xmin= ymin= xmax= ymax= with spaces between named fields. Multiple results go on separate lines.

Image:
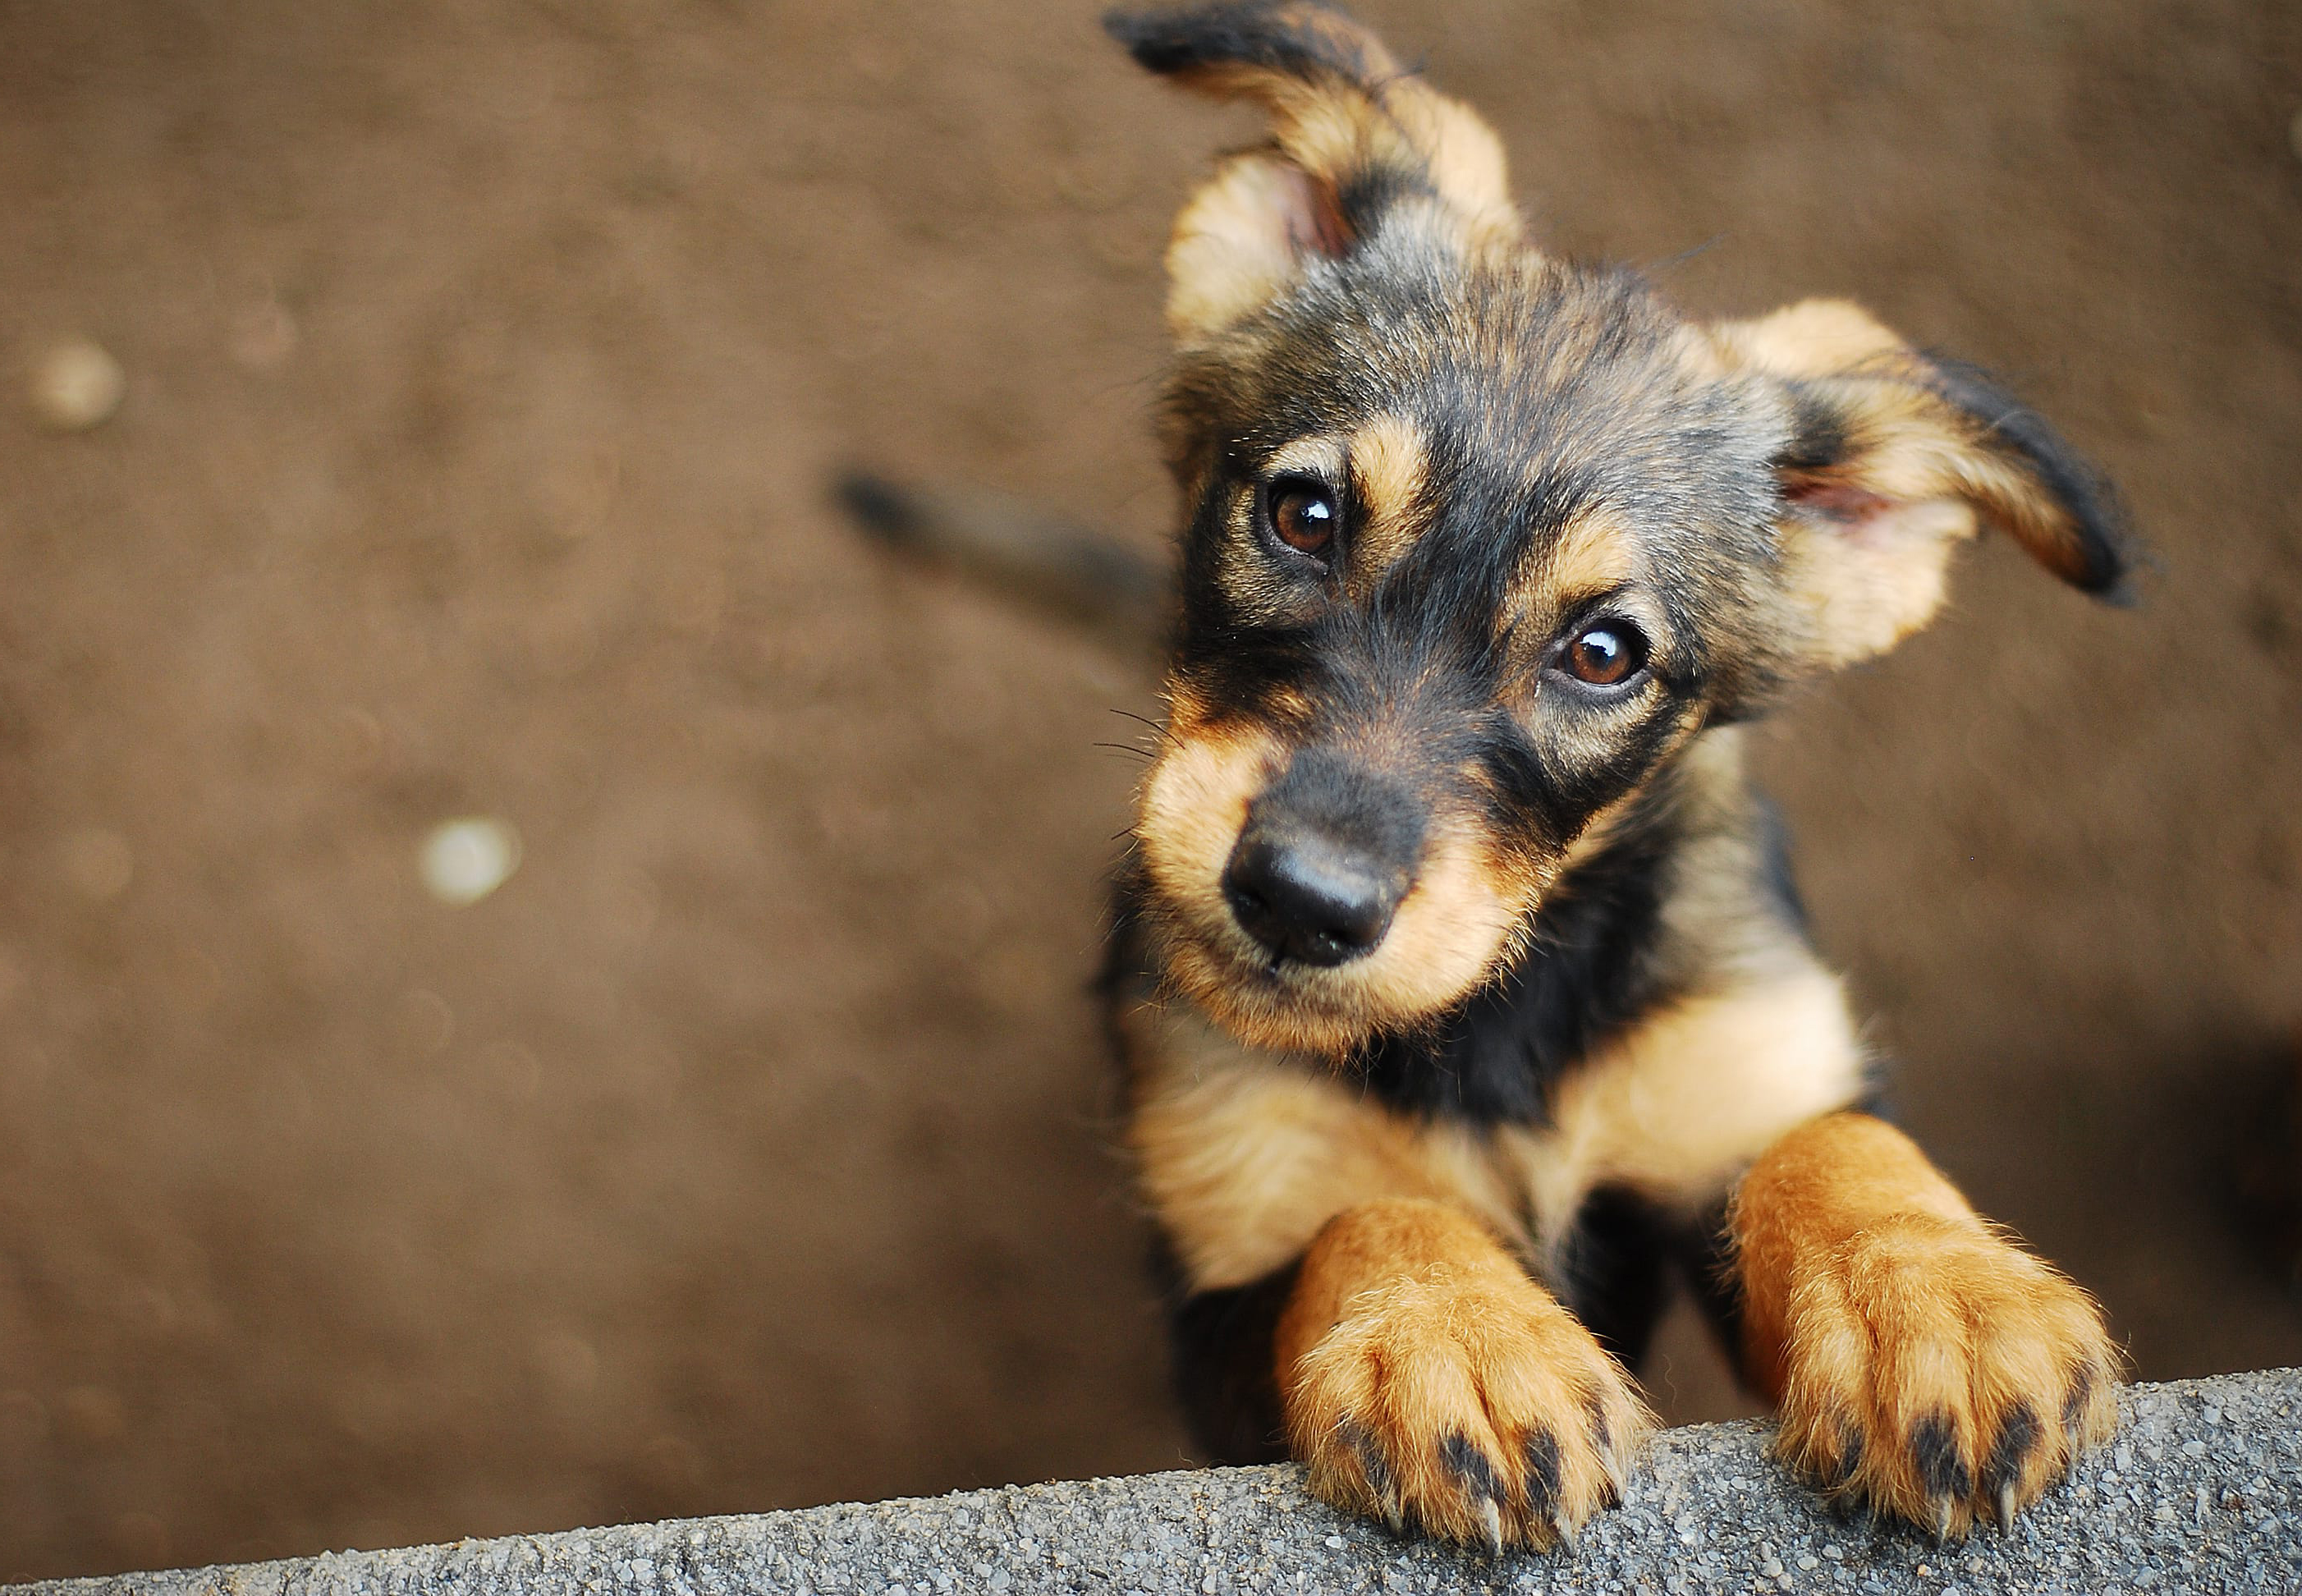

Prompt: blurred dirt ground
xmin=1 ymin=0 xmax=2298 ymax=1581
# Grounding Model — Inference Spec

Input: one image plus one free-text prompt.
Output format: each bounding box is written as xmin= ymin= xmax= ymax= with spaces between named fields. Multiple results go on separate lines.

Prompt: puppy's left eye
xmin=1559 ymin=621 xmax=1649 ymax=687
xmin=1267 ymin=479 xmax=1338 ymax=558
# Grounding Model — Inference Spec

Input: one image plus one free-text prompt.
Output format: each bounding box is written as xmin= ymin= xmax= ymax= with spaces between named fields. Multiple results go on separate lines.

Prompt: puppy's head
xmin=1111 ymin=2 xmax=2130 ymax=1057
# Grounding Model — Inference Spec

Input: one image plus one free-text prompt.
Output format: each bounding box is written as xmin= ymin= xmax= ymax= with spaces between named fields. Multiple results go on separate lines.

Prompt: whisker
xmin=1110 ymin=707 xmax=1178 ymax=746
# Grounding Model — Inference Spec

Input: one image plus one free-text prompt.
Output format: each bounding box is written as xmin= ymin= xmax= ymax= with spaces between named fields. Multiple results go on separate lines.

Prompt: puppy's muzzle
xmin=1217 ymin=751 xmax=1424 ymax=969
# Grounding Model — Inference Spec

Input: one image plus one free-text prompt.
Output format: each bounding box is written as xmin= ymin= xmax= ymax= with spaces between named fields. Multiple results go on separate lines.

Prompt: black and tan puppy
xmin=1089 ymin=0 xmax=2126 ymax=1556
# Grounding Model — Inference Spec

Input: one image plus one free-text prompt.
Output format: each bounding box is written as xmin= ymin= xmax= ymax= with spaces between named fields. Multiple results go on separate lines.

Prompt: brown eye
xmin=1561 ymin=622 xmax=1649 ymax=687
xmin=1268 ymin=479 xmax=1337 ymax=558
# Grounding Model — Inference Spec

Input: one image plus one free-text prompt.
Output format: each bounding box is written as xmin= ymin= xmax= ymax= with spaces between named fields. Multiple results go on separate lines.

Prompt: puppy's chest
xmin=1118 ymin=964 xmax=1864 ymax=1294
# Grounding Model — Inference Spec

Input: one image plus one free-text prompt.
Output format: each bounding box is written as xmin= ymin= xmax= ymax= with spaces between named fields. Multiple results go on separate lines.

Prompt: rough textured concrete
xmin=14 ymin=1369 xmax=2298 ymax=1596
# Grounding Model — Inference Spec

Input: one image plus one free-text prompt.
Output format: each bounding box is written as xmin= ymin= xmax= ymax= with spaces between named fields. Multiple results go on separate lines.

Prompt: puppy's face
xmin=1112 ymin=4 xmax=2128 ymax=1057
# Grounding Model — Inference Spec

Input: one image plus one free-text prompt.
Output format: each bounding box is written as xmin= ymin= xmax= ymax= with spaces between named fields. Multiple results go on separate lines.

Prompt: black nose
xmin=1222 ymin=828 xmax=1407 ymax=967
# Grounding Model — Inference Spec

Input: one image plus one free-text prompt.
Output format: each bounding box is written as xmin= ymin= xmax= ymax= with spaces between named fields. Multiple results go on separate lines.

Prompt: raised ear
xmin=1107 ymin=2 xmax=1521 ymax=344
xmin=1711 ymin=299 xmax=2135 ymax=667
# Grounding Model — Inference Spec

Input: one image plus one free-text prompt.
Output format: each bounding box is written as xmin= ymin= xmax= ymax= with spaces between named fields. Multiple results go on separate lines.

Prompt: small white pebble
xmin=420 ymin=816 xmax=521 ymax=905
xmin=29 ymin=337 xmax=126 ymax=430
xmin=1323 ymin=1536 xmax=1345 ymax=1550
xmin=1822 ymin=1545 xmax=1843 ymax=1560
xmin=1797 ymin=1553 xmax=1819 ymax=1571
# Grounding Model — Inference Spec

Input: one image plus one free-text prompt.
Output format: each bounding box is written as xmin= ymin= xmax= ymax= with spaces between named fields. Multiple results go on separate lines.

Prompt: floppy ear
xmin=1107 ymin=1 xmax=1522 ymax=344
xmin=1713 ymin=300 xmax=2134 ymax=667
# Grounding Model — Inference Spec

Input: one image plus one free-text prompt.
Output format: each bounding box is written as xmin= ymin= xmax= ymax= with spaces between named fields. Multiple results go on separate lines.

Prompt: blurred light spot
xmin=125 ymin=1284 xmax=179 ymax=1332
xmin=332 ymin=1379 xmax=404 ymax=1443
xmin=163 ymin=947 xmax=224 ymax=1016
xmin=420 ymin=817 xmax=520 ymax=905
xmin=0 ymin=1391 xmax=48 ymax=1447
xmin=603 ymin=868 xmax=660 ymax=943
xmin=28 ymin=337 xmax=125 ymax=430
xmin=640 ymin=1433 xmax=707 ymax=1491
xmin=111 ymin=1511 xmax=170 ymax=1569
xmin=482 ymin=1039 xmax=543 ymax=1100
xmin=57 ymin=1385 xmax=126 ymax=1445
xmin=229 ymin=300 xmax=297 ymax=370
xmin=541 ymin=443 xmax=621 ymax=539
xmin=535 ymin=1331 xmax=598 ymax=1394
xmin=397 ymin=988 xmax=456 ymax=1055
xmin=324 ymin=706 xmax=387 ymax=776
xmin=59 ymin=828 xmax=134 ymax=900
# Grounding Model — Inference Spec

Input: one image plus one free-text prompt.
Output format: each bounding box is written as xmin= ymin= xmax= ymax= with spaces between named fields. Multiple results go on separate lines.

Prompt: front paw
xmin=1285 ymin=1268 xmax=1652 ymax=1552
xmin=1773 ymin=1214 xmax=2119 ymax=1536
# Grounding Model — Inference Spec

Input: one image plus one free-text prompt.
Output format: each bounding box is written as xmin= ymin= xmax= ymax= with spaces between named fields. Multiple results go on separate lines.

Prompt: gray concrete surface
xmin=14 ymin=1370 xmax=2299 ymax=1596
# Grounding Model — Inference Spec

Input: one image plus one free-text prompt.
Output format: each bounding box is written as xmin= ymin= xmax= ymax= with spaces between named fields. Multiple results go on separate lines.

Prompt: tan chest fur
xmin=1122 ymin=961 xmax=1866 ymax=1292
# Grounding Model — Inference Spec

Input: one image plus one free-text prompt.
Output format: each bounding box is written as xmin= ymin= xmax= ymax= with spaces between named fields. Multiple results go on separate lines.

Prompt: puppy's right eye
xmin=1267 ymin=479 xmax=1338 ymax=559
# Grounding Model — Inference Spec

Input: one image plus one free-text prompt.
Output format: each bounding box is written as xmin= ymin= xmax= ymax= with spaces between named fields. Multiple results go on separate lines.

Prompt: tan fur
xmin=1136 ymin=720 xmax=1283 ymax=943
xmin=1112 ymin=5 xmax=2125 ymax=1552
xmin=1731 ymin=1113 xmax=2121 ymax=1534
xmin=1155 ymin=6 xmax=1522 ymax=345
xmin=1137 ymin=723 xmax=1534 ymax=1056
xmin=1525 ymin=508 xmax=1644 ymax=617
xmin=1713 ymin=299 xmax=2110 ymax=663
xmin=1278 ymin=1198 xmax=1651 ymax=1549
xmin=1167 ymin=16 xmax=1519 ymax=246
xmin=1121 ymin=999 xmax=1525 ymax=1289
xmin=1344 ymin=414 xmax=1428 ymax=598
xmin=1497 ymin=965 xmax=1866 ymax=1254
xmin=1165 ymin=153 xmax=1328 ymax=342
xmin=1123 ymin=875 xmax=1862 ymax=1300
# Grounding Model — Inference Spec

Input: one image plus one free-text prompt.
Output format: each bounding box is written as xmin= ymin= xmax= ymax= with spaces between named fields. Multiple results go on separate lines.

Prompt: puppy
xmin=1089 ymin=0 xmax=2127 ymax=1554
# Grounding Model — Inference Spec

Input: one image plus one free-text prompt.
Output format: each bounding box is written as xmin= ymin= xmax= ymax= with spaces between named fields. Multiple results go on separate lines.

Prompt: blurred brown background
xmin=2 ymin=0 xmax=2298 ymax=1581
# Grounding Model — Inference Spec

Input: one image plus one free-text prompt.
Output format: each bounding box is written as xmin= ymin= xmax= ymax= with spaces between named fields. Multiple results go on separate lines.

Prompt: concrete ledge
xmin=16 ymin=1370 xmax=2299 ymax=1596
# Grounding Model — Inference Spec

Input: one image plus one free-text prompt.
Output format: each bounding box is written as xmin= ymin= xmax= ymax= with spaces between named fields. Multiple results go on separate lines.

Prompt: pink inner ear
xmin=1783 ymin=478 xmax=1894 ymax=527
xmin=1276 ymin=163 xmax=1352 ymax=259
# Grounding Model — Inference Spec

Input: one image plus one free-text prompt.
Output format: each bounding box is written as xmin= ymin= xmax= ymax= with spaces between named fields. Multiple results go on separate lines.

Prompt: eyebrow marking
xmin=1541 ymin=508 xmax=1643 ymax=607
xmin=1346 ymin=414 xmax=1429 ymax=598
xmin=1264 ymin=434 xmax=1346 ymax=483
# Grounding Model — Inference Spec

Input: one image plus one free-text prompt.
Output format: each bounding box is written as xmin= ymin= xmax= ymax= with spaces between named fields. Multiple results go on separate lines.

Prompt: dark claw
xmin=1524 ymin=1426 xmax=1563 ymax=1517
xmin=2061 ymin=1366 xmax=2097 ymax=1443
xmin=1439 ymin=1430 xmax=1506 ymax=1550
xmin=1441 ymin=1430 xmax=1501 ymax=1499
xmin=1823 ymin=1415 xmax=1865 ymax=1491
xmin=1982 ymin=1401 xmax=2041 ymax=1504
xmin=1344 ymin=1419 xmax=1403 ymax=1534
xmin=1911 ymin=1411 xmax=1972 ymax=1502
xmin=1586 ymin=1394 xmax=1625 ymax=1504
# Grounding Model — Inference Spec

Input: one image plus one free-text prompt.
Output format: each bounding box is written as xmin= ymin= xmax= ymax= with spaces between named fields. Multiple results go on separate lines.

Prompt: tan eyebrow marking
xmin=1346 ymin=414 xmax=1428 ymax=599
xmin=1265 ymin=434 xmax=1346 ymax=483
xmin=1506 ymin=507 xmax=1645 ymax=635
xmin=1547 ymin=509 xmax=1643 ymax=601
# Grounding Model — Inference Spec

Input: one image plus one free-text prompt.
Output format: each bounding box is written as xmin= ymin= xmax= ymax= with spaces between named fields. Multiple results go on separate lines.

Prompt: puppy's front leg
xmin=1277 ymin=1198 xmax=1651 ymax=1552
xmin=1731 ymin=1112 xmax=2119 ymax=1536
